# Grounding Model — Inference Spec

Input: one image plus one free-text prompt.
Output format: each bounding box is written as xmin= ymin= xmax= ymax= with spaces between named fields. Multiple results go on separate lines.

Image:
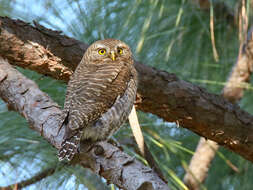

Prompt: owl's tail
xmin=58 ymin=132 xmax=81 ymax=161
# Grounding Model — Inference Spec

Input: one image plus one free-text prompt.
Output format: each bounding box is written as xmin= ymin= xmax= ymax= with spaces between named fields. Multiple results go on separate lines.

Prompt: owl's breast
xmin=81 ymin=78 xmax=137 ymax=141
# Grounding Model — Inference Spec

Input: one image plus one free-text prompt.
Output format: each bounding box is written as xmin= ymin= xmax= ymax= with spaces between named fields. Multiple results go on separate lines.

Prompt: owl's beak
xmin=110 ymin=51 xmax=116 ymax=61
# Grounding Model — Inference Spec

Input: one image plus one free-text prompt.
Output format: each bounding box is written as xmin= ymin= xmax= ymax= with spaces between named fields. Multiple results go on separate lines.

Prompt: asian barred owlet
xmin=58 ymin=39 xmax=137 ymax=161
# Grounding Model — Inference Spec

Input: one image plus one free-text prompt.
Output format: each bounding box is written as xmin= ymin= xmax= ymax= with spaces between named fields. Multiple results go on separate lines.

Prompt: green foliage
xmin=0 ymin=0 xmax=253 ymax=189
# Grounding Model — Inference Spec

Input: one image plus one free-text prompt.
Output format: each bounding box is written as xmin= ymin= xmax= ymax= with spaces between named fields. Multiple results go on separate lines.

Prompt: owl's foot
xmin=80 ymin=138 xmax=123 ymax=156
xmin=79 ymin=140 xmax=105 ymax=156
xmin=79 ymin=139 xmax=94 ymax=152
xmin=134 ymin=93 xmax=142 ymax=106
xmin=108 ymin=137 xmax=123 ymax=151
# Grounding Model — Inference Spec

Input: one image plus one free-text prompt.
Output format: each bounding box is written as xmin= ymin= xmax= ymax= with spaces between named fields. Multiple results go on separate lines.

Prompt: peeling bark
xmin=0 ymin=58 xmax=169 ymax=190
xmin=1 ymin=17 xmax=253 ymax=163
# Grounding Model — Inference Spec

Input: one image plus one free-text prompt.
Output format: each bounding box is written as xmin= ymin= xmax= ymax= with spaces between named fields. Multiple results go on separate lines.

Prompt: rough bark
xmin=0 ymin=58 xmax=169 ymax=190
xmin=1 ymin=16 xmax=253 ymax=163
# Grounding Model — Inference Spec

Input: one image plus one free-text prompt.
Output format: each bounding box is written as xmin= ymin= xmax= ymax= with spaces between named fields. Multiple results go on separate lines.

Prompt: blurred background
xmin=0 ymin=0 xmax=253 ymax=189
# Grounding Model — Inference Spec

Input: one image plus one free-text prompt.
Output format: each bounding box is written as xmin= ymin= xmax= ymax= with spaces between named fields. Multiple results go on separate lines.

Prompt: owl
xmin=58 ymin=39 xmax=137 ymax=161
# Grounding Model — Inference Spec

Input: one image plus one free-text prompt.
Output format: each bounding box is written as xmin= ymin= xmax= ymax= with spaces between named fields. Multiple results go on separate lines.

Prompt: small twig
xmin=210 ymin=0 xmax=219 ymax=62
xmin=128 ymin=106 xmax=168 ymax=183
xmin=238 ymin=0 xmax=248 ymax=45
xmin=129 ymin=106 xmax=145 ymax=155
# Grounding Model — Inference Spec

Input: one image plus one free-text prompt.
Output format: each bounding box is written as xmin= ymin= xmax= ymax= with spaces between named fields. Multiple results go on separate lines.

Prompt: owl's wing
xmin=58 ymin=62 xmax=134 ymax=160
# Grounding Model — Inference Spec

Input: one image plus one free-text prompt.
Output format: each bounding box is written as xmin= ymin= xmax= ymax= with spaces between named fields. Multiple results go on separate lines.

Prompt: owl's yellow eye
xmin=117 ymin=48 xmax=123 ymax=55
xmin=98 ymin=49 xmax=106 ymax=55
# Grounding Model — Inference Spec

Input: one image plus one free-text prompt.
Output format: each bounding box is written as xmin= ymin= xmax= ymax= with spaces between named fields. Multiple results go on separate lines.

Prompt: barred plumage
xmin=58 ymin=39 xmax=137 ymax=161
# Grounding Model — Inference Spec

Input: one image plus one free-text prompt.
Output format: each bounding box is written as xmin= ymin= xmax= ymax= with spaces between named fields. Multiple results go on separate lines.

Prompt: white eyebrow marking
xmin=94 ymin=44 xmax=107 ymax=49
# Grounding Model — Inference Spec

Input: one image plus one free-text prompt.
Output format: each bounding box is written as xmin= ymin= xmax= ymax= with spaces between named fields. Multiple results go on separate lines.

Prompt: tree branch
xmin=1 ymin=17 xmax=253 ymax=163
xmin=0 ymin=58 xmax=169 ymax=190
xmin=184 ymin=11 xmax=253 ymax=189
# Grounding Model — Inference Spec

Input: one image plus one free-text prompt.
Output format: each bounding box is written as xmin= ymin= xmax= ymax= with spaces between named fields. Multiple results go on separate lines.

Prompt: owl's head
xmin=82 ymin=39 xmax=133 ymax=64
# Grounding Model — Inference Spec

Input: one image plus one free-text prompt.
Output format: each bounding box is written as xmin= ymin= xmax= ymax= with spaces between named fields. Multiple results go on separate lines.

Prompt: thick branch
xmin=1 ymin=17 xmax=253 ymax=162
xmin=0 ymin=58 xmax=169 ymax=190
xmin=184 ymin=20 xmax=253 ymax=190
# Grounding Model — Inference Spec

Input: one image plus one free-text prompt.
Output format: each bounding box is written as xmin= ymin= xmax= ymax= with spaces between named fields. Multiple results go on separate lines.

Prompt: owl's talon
xmin=80 ymin=140 xmax=94 ymax=153
xmin=80 ymin=142 xmax=104 ymax=156
xmin=94 ymin=145 xmax=104 ymax=155
xmin=134 ymin=93 xmax=142 ymax=106
xmin=108 ymin=138 xmax=123 ymax=151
